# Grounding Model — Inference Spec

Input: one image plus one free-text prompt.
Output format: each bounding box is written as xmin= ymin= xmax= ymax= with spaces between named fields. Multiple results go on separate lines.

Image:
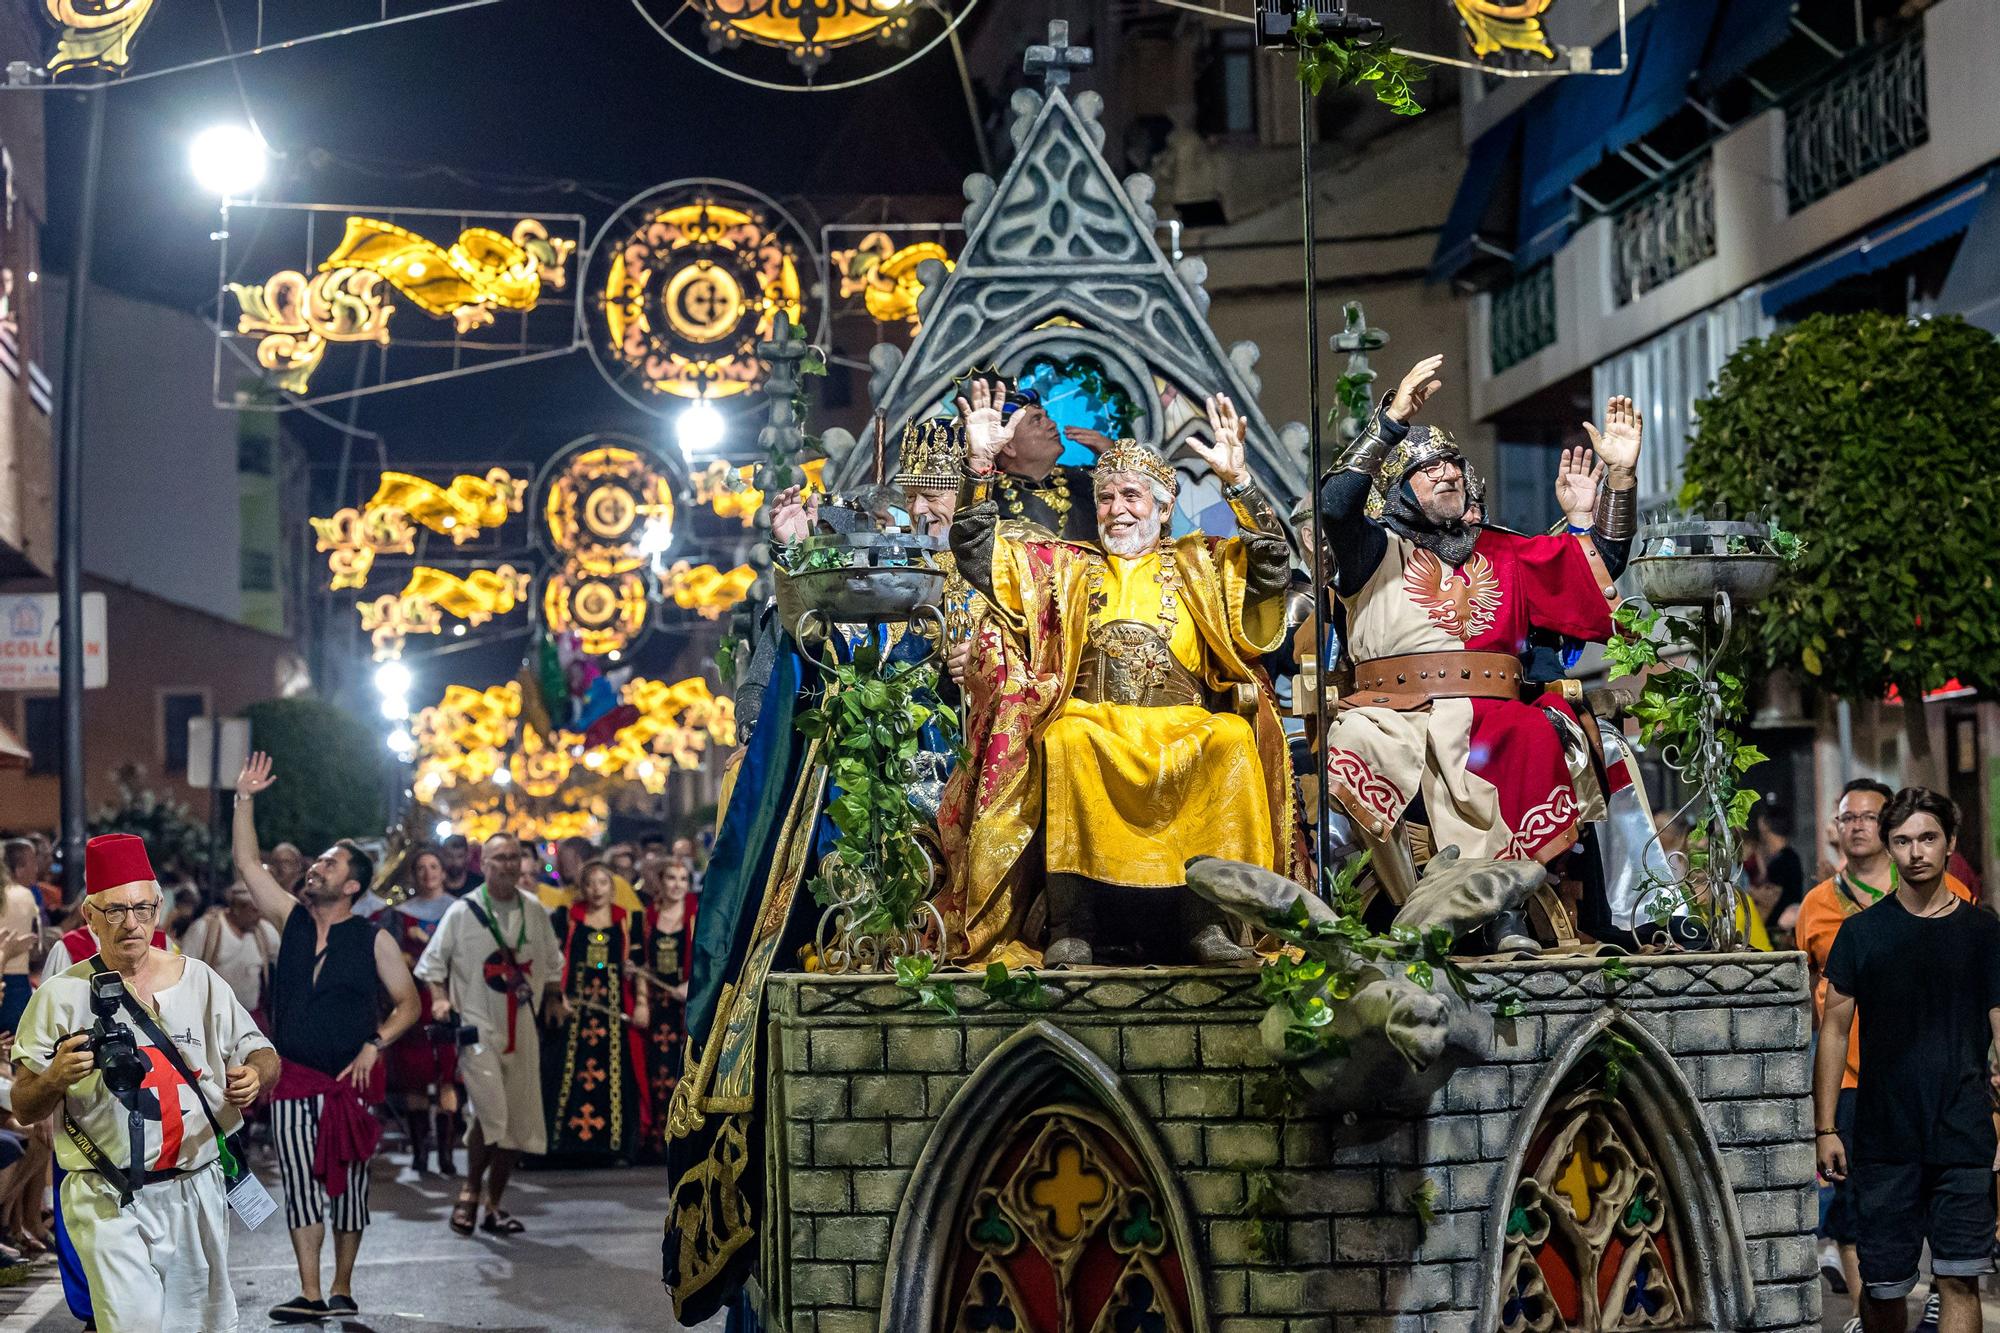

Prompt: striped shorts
xmin=269 ymin=1095 xmax=371 ymax=1232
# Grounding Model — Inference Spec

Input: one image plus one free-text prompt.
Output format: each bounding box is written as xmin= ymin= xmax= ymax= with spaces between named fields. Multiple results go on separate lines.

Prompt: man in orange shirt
xmin=1795 ymin=778 xmax=1975 ymax=1316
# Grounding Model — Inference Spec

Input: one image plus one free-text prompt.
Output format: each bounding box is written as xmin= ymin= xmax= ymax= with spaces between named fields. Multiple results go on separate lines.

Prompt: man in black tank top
xmin=232 ymin=753 xmax=422 ymax=1325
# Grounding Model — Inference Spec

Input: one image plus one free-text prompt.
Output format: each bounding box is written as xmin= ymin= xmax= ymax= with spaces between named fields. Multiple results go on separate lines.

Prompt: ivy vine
xmin=795 ymin=641 xmax=960 ymax=937
xmin=1292 ymin=10 xmax=1429 ymax=116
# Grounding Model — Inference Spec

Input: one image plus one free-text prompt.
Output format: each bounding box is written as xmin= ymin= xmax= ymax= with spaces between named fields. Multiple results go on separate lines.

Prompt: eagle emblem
xmin=1405 ymin=549 xmax=1501 ymax=641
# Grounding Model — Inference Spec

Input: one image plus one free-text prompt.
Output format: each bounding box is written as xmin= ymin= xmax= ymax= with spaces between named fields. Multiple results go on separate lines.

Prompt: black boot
xmin=407 ymin=1108 xmax=431 ymax=1175
xmin=435 ymin=1108 xmax=460 ymax=1177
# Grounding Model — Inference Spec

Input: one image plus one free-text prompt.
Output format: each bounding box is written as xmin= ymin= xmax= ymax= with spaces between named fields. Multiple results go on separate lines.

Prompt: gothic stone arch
xmin=1482 ymin=1010 xmax=1756 ymax=1332
xmin=879 ymin=1020 xmax=1212 ymax=1333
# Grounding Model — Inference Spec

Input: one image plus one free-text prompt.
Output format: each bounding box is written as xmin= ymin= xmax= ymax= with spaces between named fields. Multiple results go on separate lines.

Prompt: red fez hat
xmin=86 ymin=833 xmax=156 ymax=896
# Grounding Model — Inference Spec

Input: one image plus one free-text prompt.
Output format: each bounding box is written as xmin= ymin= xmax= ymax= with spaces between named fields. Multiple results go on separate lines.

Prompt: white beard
xmin=1099 ymin=512 xmax=1164 ymax=558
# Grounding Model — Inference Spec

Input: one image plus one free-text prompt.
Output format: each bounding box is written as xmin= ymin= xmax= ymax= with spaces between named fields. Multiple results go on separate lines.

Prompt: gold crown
xmin=892 ymin=417 xmax=967 ymax=493
xmin=1093 ymin=439 xmax=1178 ymax=502
xmin=1365 ymin=425 xmax=1463 ymax=520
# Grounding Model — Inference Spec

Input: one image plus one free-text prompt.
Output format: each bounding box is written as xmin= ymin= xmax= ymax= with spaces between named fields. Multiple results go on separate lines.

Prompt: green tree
xmin=90 ymin=764 xmax=220 ymax=884
xmin=1681 ymin=313 xmax=2000 ymax=781
xmin=241 ymin=697 xmax=389 ymax=853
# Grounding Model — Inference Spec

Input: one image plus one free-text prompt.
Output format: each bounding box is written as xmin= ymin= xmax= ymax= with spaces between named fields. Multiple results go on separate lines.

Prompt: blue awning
xmin=1698 ymin=0 xmax=1797 ymax=94
xmin=1939 ymin=172 xmax=2000 ymax=335
xmin=1761 ymin=174 xmax=1993 ymax=317
xmin=1430 ymin=117 xmax=1523 ymax=280
xmin=1611 ymin=0 xmax=1721 ymax=153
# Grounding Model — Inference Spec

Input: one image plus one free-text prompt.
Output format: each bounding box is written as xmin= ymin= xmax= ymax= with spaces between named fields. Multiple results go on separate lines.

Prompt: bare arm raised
xmin=231 ymin=752 xmax=299 ymax=927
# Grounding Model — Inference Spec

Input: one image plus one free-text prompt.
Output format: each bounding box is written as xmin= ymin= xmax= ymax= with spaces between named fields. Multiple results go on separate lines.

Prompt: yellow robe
xmin=940 ymin=523 xmax=1295 ymax=963
xmin=1040 ymin=553 xmax=1274 ymax=887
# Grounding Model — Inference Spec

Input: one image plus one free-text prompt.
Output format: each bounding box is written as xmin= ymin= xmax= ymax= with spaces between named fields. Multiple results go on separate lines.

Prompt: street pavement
xmin=7 ymin=1154 xmax=726 ymax=1331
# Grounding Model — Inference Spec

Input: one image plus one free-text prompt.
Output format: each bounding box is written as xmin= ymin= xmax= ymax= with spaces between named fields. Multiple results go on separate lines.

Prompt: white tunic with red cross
xmin=1328 ymin=527 xmax=1620 ymax=863
xmin=12 ymin=956 xmax=271 ymax=1175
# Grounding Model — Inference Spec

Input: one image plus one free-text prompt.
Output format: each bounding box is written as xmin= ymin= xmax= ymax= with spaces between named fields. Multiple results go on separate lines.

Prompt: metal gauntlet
xmin=1224 ymin=479 xmax=1279 ymax=535
xmin=1593 ymin=482 xmax=1637 ymax=541
xmin=1334 ymin=394 xmax=1407 ymax=478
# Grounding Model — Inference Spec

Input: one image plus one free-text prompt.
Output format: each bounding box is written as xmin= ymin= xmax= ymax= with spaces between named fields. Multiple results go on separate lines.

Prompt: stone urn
xmin=1628 ymin=517 xmax=1783 ymax=609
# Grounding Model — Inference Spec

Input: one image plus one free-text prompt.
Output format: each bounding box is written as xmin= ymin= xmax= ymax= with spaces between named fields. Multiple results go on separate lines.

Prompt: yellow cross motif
xmin=1027 ymin=1141 xmax=1109 ymax=1241
xmin=1554 ymin=1141 xmax=1608 ymax=1223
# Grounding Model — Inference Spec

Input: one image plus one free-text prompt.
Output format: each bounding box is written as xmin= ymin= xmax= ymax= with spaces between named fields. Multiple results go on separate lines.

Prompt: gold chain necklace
xmin=998 ymin=470 xmax=1072 ymax=525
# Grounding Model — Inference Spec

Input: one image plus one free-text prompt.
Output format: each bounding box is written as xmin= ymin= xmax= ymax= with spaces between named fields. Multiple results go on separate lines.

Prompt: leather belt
xmin=1343 ymin=650 xmax=1525 ymax=711
xmin=1073 ymin=620 xmax=1204 ymax=709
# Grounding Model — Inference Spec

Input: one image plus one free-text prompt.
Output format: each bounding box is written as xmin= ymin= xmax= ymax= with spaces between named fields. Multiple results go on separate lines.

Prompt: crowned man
xmin=947 ymin=380 xmax=1295 ymax=966
xmin=1319 ymin=355 xmax=1639 ymax=893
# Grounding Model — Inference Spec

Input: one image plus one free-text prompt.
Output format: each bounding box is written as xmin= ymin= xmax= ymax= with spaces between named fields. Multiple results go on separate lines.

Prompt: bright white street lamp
xmin=675 ymin=399 xmax=726 ymax=455
xmin=493 ymin=765 xmax=512 ymax=788
xmin=386 ymin=725 xmax=415 ymax=758
xmin=190 ymin=125 xmax=269 ymax=199
xmin=434 ymin=819 xmax=453 ymax=840
xmin=375 ymin=661 xmax=412 ymax=699
xmin=379 ymin=694 xmax=409 ymax=722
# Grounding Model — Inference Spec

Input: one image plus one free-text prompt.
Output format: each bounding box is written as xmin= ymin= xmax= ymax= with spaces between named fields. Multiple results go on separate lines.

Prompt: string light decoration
xmin=360 ymin=565 xmax=533 ymax=660
xmin=535 ymin=435 xmax=680 ymax=657
xmin=583 ymin=183 xmax=814 ymax=416
xmin=830 ymin=231 xmax=953 ymax=329
xmin=660 ymin=562 xmax=756 ymax=620
xmin=623 ymin=0 xmax=984 ymax=92
xmin=413 ymin=676 xmax=737 ymax=838
xmin=311 ymin=467 xmax=526 ymax=589
xmin=226 ymin=216 xmax=576 ymax=395
xmin=43 ymin=0 xmax=158 ymax=79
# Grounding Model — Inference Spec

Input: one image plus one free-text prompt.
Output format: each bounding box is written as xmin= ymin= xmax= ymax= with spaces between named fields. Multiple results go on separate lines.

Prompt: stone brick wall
xmin=763 ymin=953 xmax=1819 ymax=1333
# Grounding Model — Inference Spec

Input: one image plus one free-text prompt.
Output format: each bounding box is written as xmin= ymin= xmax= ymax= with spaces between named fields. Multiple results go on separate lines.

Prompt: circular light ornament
xmin=539 ymin=441 xmax=676 ymax=576
xmin=624 ymin=0 xmax=983 ymax=92
xmin=583 ymin=181 xmax=814 ymax=417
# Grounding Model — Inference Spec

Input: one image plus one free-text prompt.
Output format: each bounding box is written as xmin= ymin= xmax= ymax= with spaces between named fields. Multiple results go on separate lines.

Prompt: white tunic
xmin=413 ymin=891 xmax=562 ymax=1153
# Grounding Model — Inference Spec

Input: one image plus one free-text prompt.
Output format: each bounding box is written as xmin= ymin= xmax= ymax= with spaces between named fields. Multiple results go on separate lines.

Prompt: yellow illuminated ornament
xmin=544 ymin=571 xmax=650 ymax=657
xmin=311 ymin=505 xmax=417 ymax=591
xmin=1452 ymin=0 xmax=1557 ymax=60
xmin=228 ymin=217 xmax=573 ymax=394
xmin=230 ymin=269 xmax=394 ymax=395
xmin=690 ymin=460 xmax=763 ymax=526
xmin=543 ymin=445 xmax=676 ymax=576
xmin=661 ymin=562 xmax=756 ymax=620
xmin=358 ymin=593 xmax=443 ymax=662
xmin=44 ymin=0 xmax=158 ymax=78
xmin=594 ymin=198 xmax=803 ymax=404
xmin=369 ymin=468 xmax=527 ymax=543
xmin=400 ymin=565 xmax=533 ymax=627
xmin=697 ymin=0 xmax=919 ymax=72
xmin=830 ymin=231 xmax=952 ymax=329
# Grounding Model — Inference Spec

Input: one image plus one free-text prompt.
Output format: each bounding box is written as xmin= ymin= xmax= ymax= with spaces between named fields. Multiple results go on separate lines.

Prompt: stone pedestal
xmin=763 ymin=953 xmax=1820 ymax=1333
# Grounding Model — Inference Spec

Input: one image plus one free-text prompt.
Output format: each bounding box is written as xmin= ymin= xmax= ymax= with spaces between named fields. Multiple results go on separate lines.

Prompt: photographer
xmin=232 ymin=752 xmax=422 ymax=1324
xmin=9 ymin=834 xmax=278 ymax=1333
xmin=415 ymin=831 xmax=566 ymax=1237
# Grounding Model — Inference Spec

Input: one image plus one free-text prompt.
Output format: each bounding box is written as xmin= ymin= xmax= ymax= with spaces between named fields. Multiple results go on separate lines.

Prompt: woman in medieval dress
xmin=381 ymin=846 xmax=464 ymax=1174
xmin=543 ymin=860 xmax=648 ymax=1163
xmin=637 ymin=851 xmax=693 ymax=1162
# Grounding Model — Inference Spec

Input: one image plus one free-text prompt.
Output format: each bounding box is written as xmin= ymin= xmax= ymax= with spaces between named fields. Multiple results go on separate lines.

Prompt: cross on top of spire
xmin=1024 ymin=19 xmax=1093 ymax=93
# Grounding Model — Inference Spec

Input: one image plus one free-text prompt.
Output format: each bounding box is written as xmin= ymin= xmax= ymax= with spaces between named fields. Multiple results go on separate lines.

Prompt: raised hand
xmin=1553 ymin=446 xmax=1606 ymax=527
xmin=237 ymin=751 xmax=276 ymax=797
xmin=1581 ymin=395 xmax=1642 ymax=480
xmin=1189 ymin=394 xmax=1250 ymax=489
xmin=954 ymin=378 xmax=1016 ymax=477
xmin=768 ymin=485 xmax=819 ymax=545
xmin=1387 ymin=355 xmax=1445 ymax=424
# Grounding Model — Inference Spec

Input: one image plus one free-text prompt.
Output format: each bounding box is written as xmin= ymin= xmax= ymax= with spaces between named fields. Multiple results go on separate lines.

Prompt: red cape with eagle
xmin=1329 ymin=526 xmax=1620 ymax=863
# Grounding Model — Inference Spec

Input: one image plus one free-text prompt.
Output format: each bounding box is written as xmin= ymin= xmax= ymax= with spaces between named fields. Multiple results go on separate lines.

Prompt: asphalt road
xmin=12 ymin=1155 xmax=726 ymax=1332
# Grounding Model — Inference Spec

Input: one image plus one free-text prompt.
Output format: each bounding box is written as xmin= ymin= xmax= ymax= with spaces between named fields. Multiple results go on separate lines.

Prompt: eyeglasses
xmin=91 ymin=901 xmax=161 ymax=925
xmin=1414 ymin=458 xmax=1461 ymax=480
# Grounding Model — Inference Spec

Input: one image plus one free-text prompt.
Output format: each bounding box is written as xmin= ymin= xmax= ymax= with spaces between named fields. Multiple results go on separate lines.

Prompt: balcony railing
xmin=1784 ymin=28 xmax=1928 ymax=214
xmin=1490 ymin=261 xmax=1555 ymax=375
xmin=1613 ymin=155 xmax=1717 ymax=306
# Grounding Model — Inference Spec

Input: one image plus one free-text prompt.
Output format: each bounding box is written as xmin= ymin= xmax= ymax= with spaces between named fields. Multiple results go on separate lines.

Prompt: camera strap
xmin=61 ymin=1107 xmax=144 ymax=1207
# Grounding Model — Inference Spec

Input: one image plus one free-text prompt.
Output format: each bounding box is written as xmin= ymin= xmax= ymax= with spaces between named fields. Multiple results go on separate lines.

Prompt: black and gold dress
xmin=544 ymin=904 xmax=643 ymax=1163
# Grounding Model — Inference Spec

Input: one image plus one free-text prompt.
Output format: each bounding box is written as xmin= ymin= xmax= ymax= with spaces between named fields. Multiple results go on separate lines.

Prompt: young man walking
xmin=1814 ymin=787 xmax=2000 ymax=1333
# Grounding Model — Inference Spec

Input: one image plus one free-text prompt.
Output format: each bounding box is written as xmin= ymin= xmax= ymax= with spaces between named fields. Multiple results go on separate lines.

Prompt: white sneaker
xmin=1838 ymin=1316 xmax=1861 ymax=1333
xmin=1913 ymin=1290 xmax=1941 ymax=1332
